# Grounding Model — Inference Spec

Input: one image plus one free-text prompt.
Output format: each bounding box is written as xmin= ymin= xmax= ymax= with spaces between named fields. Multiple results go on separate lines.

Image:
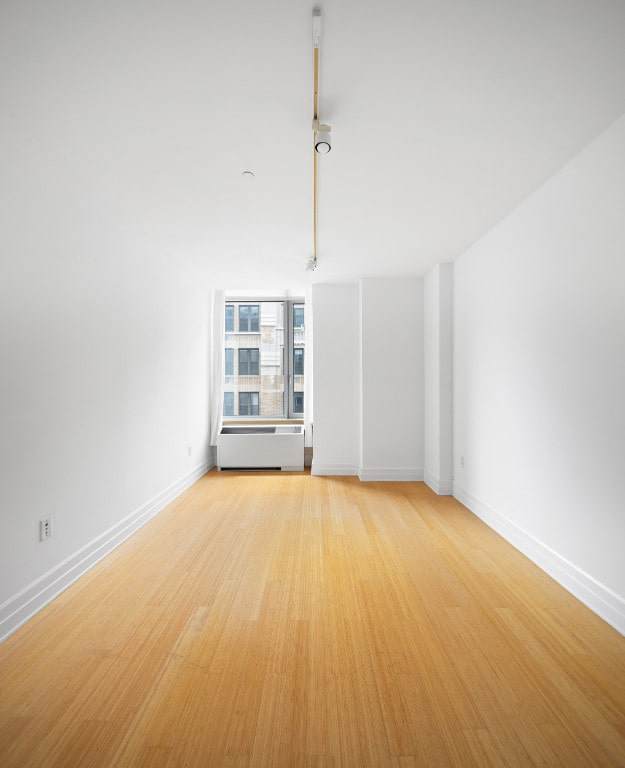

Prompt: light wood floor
xmin=1 ymin=472 xmax=625 ymax=767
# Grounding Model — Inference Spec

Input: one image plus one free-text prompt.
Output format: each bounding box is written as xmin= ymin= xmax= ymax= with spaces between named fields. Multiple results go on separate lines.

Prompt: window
xmin=239 ymin=304 xmax=259 ymax=332
xmin=225 ymin=304 xmax=234 ymax=333
xmin=239 ymin=392 xmax=259 ymax=416
xmin=293 ymin=348 xmax=304 ymax=376
xmin=223 ymin=300 xmax=305 ymax=419
xmin=225 ymin=348 xmax=234 ymax=376
xmin=293 ymin=304 xmax=304 ymax=329
xmin=238 ymin=348 xmax=259 ymax=376
xmin=223 ymin=392 xmax=234 ymax=416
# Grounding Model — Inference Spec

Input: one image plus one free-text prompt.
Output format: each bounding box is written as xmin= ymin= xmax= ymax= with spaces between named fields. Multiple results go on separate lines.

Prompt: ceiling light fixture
xmin=315 ymin=132 xmax=331 ymax=153
xmin=312 ymin=120 xmax=332 ymax=154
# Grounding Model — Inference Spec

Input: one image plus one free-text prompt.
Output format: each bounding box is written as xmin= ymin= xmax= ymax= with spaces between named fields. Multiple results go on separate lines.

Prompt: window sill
xmin=223 ymin=418 xmax=304 ymax=426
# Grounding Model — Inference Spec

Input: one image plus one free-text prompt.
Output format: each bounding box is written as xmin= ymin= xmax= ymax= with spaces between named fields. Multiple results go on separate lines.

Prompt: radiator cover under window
xmin=217 ymin=425 xmax=304 ymax=471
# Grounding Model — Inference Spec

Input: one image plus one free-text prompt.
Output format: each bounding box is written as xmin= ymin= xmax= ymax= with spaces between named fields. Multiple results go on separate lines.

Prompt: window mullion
xmin=285 ymin=300 xmax=293 ymax=418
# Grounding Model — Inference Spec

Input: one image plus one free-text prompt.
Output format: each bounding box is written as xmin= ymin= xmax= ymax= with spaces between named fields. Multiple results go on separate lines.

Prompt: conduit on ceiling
xmin=309 ymin=9 xmax=331 ymax=272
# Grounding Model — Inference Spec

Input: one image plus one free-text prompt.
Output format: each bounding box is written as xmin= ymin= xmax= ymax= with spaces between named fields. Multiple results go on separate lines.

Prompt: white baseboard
xmin=424 ymin=471 xmax=453 ymax=496
xmin=358 ymin=467 xmax=424 ymax=482
xmin=0 ymin=459 xmax=212 ymax=643
xmin=453 ymin=483 xmax=625 ymax=637
xmin=311 ymin=462 xmax=358 ymax=476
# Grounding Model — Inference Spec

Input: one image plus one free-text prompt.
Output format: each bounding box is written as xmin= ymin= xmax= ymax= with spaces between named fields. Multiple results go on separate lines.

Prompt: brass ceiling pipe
xmin=312 ymin=10 xmax=320 ymax=268
xmin=308 ymin=10 xmax=331 ymax=273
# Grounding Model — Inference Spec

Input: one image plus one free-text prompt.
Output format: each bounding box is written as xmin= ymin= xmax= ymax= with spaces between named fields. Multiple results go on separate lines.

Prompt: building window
xmin=238 ymin=348 xmax=259 ymax=376
xmin=225 ymin=304 xmax=234 ymax=333
xmin=223 ymin=300 xmax=304 ymax=419
xmin=293 ymin=348 xmax=304 ymax=376
xmin=224 ymin=392 xmax=234 ymax=416
xmin=225 ymin=348 xmax=234 ymax=376
xmin=239 ymin=304 xmax=259 ymax=333
xmin=239 ymin=392 xmax=259 ymax=416
xmin=293 ymin=304 xmax=304 ymax=329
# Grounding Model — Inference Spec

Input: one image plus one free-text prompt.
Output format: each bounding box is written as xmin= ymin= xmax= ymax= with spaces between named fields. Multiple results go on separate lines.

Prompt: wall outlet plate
xmin=39 ymin=518 xmax=51 ymax=541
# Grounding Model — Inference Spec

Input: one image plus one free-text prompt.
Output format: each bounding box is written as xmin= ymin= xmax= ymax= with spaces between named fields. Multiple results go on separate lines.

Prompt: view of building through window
xmin=224 ymin=300 xmax=304 ymax=418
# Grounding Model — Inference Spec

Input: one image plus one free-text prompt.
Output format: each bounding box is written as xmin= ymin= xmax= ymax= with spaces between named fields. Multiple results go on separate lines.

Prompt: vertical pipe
xmin=312 ymin=13 xmax=320 ymax=265
xmin=313 ymin=49 xmax=319 ymax=264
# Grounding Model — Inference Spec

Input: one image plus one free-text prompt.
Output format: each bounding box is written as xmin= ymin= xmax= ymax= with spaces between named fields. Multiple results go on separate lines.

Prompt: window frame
xmin=293 ymin=305 xmax=304 ymax=329
xmin=225 ymin=304 xmax=235 ymax=333
xmin=238 ymin=348 xmax=259 ymax=376
xmin=224 ymin=348 xmax=234 ymax=376
xmin=238 ymin=391 xmax=259 ymax=416
xmin=286 ymin=302 xmax=305 ymax=418
xmin=293 ymin=391 xmax=304 ymax=414
xmin=293 ymin=347 xmax=304 ymax=376
xmin=223 ymin=391 xmax=234 ymax=416
xmin=223 ymin=298 xmax=304 ymax=421
xmin=238 ymin=304 xmax=260 ymax=333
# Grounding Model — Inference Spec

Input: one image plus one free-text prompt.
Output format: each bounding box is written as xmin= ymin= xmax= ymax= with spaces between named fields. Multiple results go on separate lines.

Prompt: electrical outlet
xmin=187 ymin=445 xmax=192 ymax=457
xmin=460 ymin=456 xmax=465 ymax=468
xmin=39 ymin=518 xmax=52 ymax=541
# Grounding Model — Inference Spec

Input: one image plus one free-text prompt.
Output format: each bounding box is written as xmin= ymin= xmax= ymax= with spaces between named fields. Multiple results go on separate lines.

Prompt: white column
xmin=359 ymin=277 xmax=424 ymax=481
xmin=311 ymin=283 xmax=360 ymax=475
xmin=424 ymin=263 xmax=453 ymax=494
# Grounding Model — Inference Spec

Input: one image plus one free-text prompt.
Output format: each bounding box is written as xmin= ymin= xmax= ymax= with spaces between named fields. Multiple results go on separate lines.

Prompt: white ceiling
xmin=3 ymin=0 xmax=625 ymax=290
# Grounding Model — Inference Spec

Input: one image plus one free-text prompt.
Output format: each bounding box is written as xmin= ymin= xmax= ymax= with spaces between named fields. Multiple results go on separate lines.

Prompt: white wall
xmin=311 ymin=283 xmax=360 ymax=475
xmin=359 ymin=278 xmax=424 ymax=481
xmin=312 ymin=279 xmax=425 ymax=480
xmin=454 ymin=114 xmax=625 ymax=633
xmin=0 ymin=127 xmax=212 ymax=641
xmin=424 ymin=264 xmax=453 ymax=494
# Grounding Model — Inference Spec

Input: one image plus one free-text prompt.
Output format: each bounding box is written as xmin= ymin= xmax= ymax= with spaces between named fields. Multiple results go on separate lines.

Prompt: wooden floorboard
xmin=1 ymin=471 xmax=625 ymax=767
